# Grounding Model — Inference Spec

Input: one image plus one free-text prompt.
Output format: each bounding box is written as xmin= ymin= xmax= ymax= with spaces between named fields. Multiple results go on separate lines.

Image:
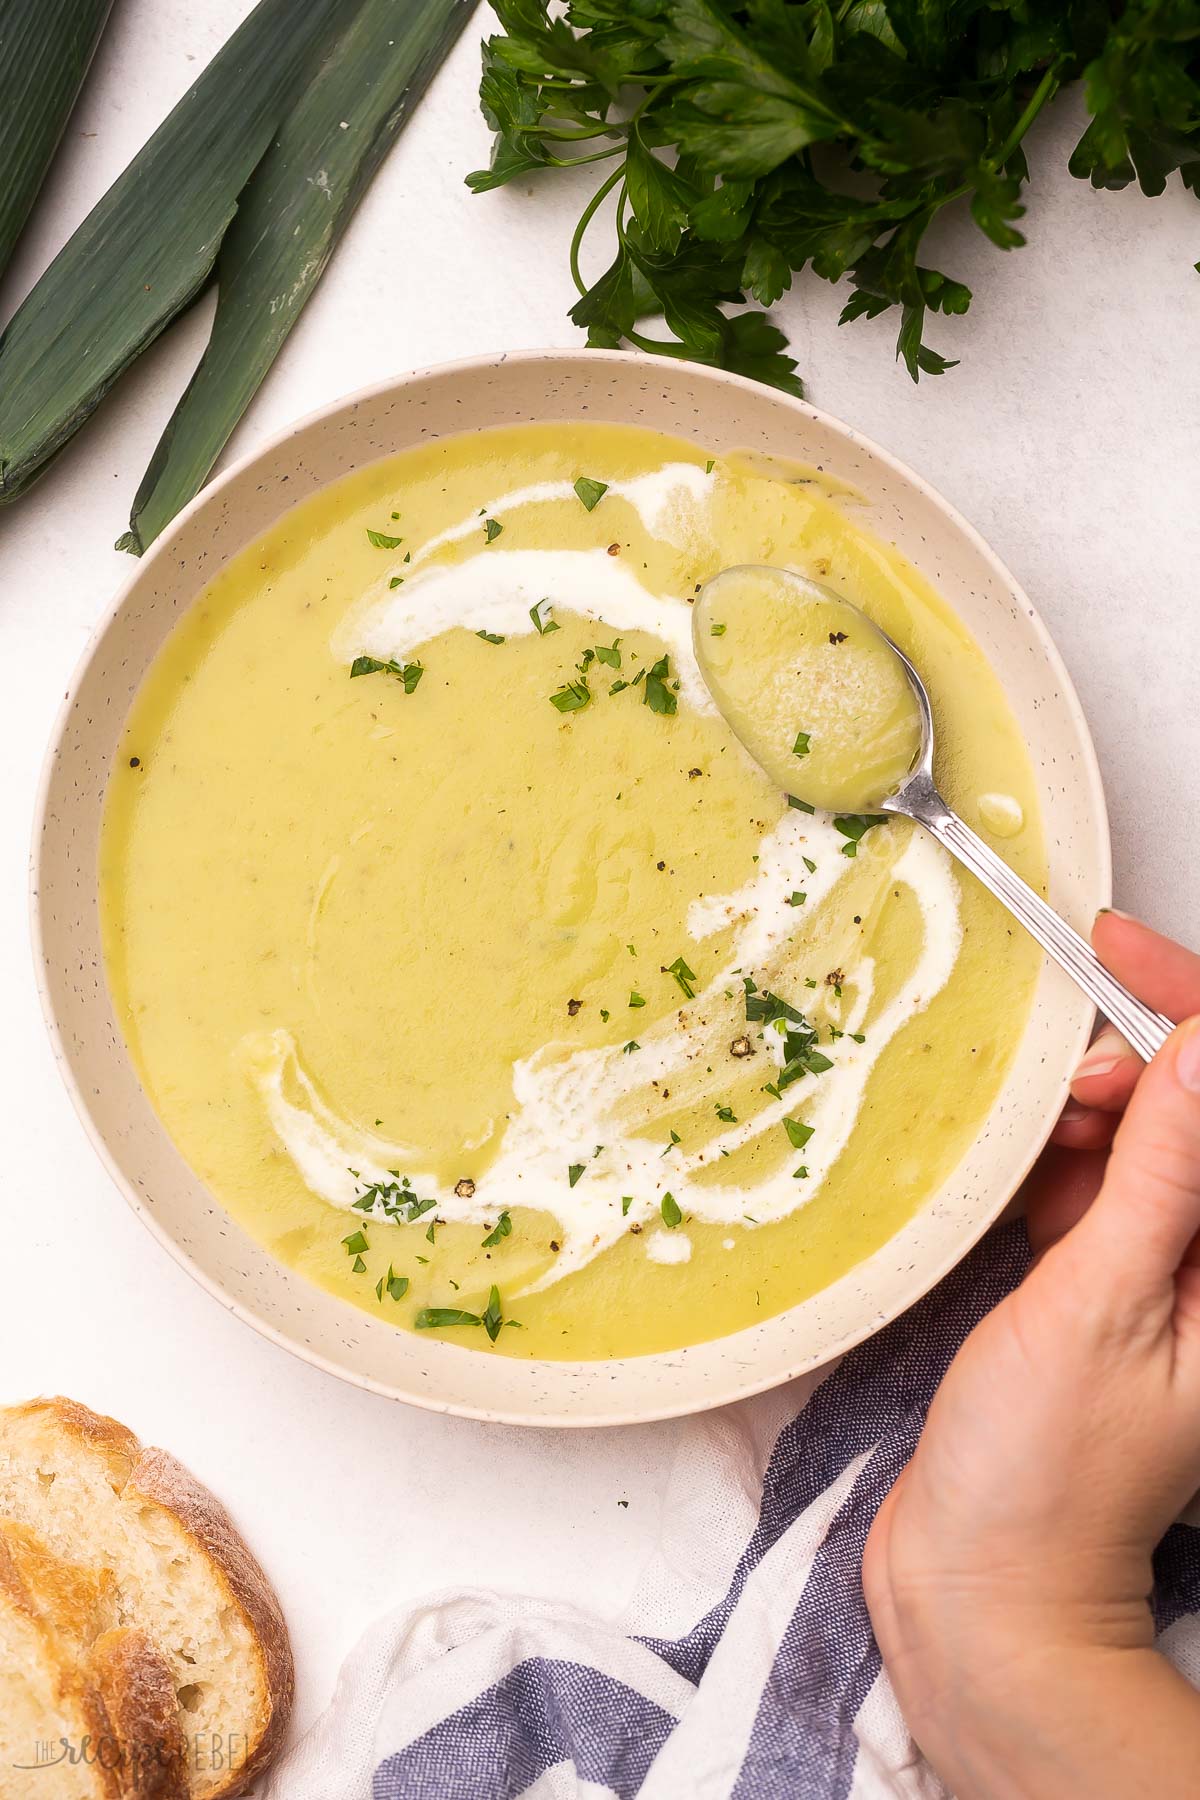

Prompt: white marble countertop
xmin=2 ymin=0 xmax=1198 ymax=1753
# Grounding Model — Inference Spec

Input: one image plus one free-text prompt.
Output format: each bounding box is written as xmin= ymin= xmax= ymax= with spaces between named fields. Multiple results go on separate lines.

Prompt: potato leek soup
xmin=99 ymin=423 xmax=1044 ymax=1360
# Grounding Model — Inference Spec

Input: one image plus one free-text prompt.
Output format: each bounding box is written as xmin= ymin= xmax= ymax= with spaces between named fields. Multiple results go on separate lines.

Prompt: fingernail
xmin=1177 ymin=1024 xmax=1200 ymax=1095
xmin=1059 ymin=1100 xmax=1091 ymax=1123
xmin=1074 ymin=1031 xmax=1134 ymax=1082
xmin=1097 ymin=906 xmax=1135 ymax=921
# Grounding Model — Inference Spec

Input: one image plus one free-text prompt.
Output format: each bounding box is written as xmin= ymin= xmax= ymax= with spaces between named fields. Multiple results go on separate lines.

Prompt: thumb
xmin=1077 ymin=1017 xmax=1200 ymax=1303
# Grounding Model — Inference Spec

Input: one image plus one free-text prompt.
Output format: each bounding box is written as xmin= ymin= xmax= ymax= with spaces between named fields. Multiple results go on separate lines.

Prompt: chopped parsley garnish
xmin=784 ymin=1118 xmax=814 ymax=1149
xmin=803 ymin=856 xmax=817 ymax=874
xmin=787 ymin=891 xmax=807 ymax=907
xmin=482 ymin=1284 xmax=505 ymax=1342
xmin=643 ymin=654 xmax=678 ymax=716
xmin=568 ymin=1164 xmax=585 ymax=1187
xmin=530 ymin=599 xmax=559 ymax=635
xmin=573 ymin=476 xmax=609 ymax=511
xmin=850 ymin=1031 xmax=866 ymax=1044
xmin=415 ymin=1306 xmax=481 ymax=1330
xmin=476 ymin=630 xmax=506 ymax=645
xmin=351 ymin=1254 xmax=366 ymax=1273
xmin=621 ymin=1195 xmax=633 ymax=1216
xmin=661 ymin=1193 xmax=682 ymax=1228
xmin=482 ymin=1211 xmax=512 ymax=1248
xmin=389 ymin=576 xmax=404 ymax=589
xmin=550 ymin=678 xmax=591 ymax=713
xmin=350 ymin=656 xmax=423 ymax=693
xmin=628 ymin=992 xmax=645 ymax=1009
xmin=484 ymin=519 xmax=503 ymax=542
xmin=664 ymin=956 xmax=697 ymax=1000
xmin=705 ymin=459 xmax=715 ymax=474
xmin=710 ymin=622 xmax=726 ymax=637
xmin=352 ymin=1176 xmax=437 ymax=1224
xmin=595 ymin=639 xmax=622 ymax=668
xmin=834 ymin=814 xmax=889 ymax=857
xmin=600 ymin=1008 xmax=610 ymax=1022
xmin=792 ymin=730 xmax=811 ymax=758
xmin=793 ymin=1165 xmax=810 ymax=1179
xmin=375 ymin=1265 xmax=409 ymax=1303
xmin=413 ymin=1287 xmax=514 ymax=1341
xmin=366 ymin=528 xmax=402 ymax=549
xmin=744 ymin=977 xmax=835 ymax=1091
xmin=622 ymin=1039 xmax=640 ymax=1053
xmin=342 ymin=1230 xmax=369 ymax=1256
xmin=715 ymin=1103 xmax=737 ymax=1123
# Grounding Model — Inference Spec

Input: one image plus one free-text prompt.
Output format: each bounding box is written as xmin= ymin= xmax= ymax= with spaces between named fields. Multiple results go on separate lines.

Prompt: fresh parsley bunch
xmin=468 ymin=0 xmax=1200 ymax=392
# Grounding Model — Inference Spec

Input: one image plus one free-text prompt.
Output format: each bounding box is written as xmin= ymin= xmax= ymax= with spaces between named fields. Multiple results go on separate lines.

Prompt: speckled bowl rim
xmin=30 ymin=348 xmax=1108 ymax=1427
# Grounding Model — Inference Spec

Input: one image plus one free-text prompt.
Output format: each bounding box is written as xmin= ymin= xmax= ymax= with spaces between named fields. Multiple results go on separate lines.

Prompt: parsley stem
xmin=569 ymin=165 xmax=625 ymax=298
xmin=548 ymin=146 xmax=626 ymax=170
xmin=995 ymin=65 xmax=1061 ymax=165
xmin=517 ymin=121 xmax=626 ymax=142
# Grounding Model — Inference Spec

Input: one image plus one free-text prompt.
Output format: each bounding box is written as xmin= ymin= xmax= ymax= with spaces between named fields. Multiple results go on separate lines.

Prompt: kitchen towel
xmin=264 ymin=1222 xmax=1200 ymax=1799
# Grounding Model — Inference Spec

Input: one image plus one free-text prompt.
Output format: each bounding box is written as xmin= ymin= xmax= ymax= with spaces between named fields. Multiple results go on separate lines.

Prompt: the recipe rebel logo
xmin=12 ymin=1730 xmax=250 ymax=1779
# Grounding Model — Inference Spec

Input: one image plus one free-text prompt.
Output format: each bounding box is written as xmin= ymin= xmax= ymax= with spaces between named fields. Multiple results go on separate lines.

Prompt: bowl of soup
xmin=32 ymin=350 xmax=1107 ymax=1424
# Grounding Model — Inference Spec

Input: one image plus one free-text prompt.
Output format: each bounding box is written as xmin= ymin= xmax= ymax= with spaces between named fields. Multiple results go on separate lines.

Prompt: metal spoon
xmin=694 ymin=566 xmax=1173 ymax=1062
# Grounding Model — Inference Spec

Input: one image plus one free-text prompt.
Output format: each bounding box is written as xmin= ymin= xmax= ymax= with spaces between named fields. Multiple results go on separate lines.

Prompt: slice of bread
xmin=0 ymin=1400 xmax=293 ymax=1799
xmin=0 ymin=1523 xmax=116 ymax=1799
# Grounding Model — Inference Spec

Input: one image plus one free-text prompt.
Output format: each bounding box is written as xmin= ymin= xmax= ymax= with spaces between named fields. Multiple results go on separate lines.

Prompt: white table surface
xmin=2 ymin=0 xmax=1199 ymax=1756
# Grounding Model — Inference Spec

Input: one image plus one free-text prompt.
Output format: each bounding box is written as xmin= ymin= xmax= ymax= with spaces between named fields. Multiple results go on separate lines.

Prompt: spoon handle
xmin=899 ymin=788 xmax=1174 ymax=1063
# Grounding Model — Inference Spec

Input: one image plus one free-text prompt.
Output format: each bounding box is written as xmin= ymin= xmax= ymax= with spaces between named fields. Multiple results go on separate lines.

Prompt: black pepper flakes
xmin=567 ymin=998 xmax=583 ymax=1016
xmin=730 ymin=1035 xmax=754 ymax=1058
xmin=454 ymin=1178 xmax=476 ymax=1199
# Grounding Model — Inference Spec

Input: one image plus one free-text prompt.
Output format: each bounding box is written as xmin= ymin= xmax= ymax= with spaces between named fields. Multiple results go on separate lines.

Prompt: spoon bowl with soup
xmin=695 ymin=565 xmax=1172 ymax=1064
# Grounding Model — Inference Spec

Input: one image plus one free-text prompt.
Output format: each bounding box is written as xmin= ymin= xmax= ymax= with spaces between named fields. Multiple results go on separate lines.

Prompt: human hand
xmin=863 ymin=910 xmax=1200 ymax=1799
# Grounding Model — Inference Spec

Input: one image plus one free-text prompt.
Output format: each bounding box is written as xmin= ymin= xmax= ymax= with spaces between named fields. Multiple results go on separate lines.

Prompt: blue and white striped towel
xmin=266 ymin=1224 xmax=1200 ymax=1799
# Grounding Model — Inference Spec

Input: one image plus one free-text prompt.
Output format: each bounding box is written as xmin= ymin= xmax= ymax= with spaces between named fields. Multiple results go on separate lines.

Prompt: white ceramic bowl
xmin=31 ymin=350 xmax=1107 ymax=1426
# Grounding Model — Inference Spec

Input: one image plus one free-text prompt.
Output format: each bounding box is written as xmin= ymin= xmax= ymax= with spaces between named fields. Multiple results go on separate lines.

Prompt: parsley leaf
xmin=644 ymin=654 xmax=678 ymax=716
xmin=467 ymin=5 xmax=1193 ymax=383
xmin=573 ymin=476 xmax=609 ymax=510
xmin=834 ymin=814 xmax=889 ymax=857
xmin=415 ymin=1306 xmax=481 ymax=1330
xmin=530 ymin=600 xmax=560 ymax=635
xmin=367 ymin=528 xmax=402 ymax=550
xmin=665 ymin=955 xmax=697 ymax=999
xmin=550 ymin=678 xmax=592 ymax=713
xmin=482 ymin=1211 xmax=512 ymax=1248
xmin=350 ymin=656 xmax=423 ymax=694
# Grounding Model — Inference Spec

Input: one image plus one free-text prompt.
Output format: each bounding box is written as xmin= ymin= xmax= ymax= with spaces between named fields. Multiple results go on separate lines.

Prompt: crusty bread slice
xmin=0 ymin=1400 xmax=293 ymax=1799
xmin=0 ymin=1522 xmax=117 ymax=1799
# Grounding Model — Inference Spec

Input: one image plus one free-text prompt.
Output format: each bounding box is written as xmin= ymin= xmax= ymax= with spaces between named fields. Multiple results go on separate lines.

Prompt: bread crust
xmin=0 ymin=1524 xmax=121 ymax=1800
xmin=91 ymin=1629 xmax=190 ymax=1800
xmin=129 ymin=1449 xmax=294 ymax=1796
xmin=1 ymin=1401 xmax=294 ymax=1800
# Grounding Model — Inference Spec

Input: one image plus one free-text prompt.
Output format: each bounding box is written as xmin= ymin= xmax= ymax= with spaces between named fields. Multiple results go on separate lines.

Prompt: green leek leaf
xmin=0 ymin=0 xmax=115 ymax=284
xmin=0 ymin=0 xmax=355 ymax=504
xmin=122 ymin=0 xmax=475 ymax=552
